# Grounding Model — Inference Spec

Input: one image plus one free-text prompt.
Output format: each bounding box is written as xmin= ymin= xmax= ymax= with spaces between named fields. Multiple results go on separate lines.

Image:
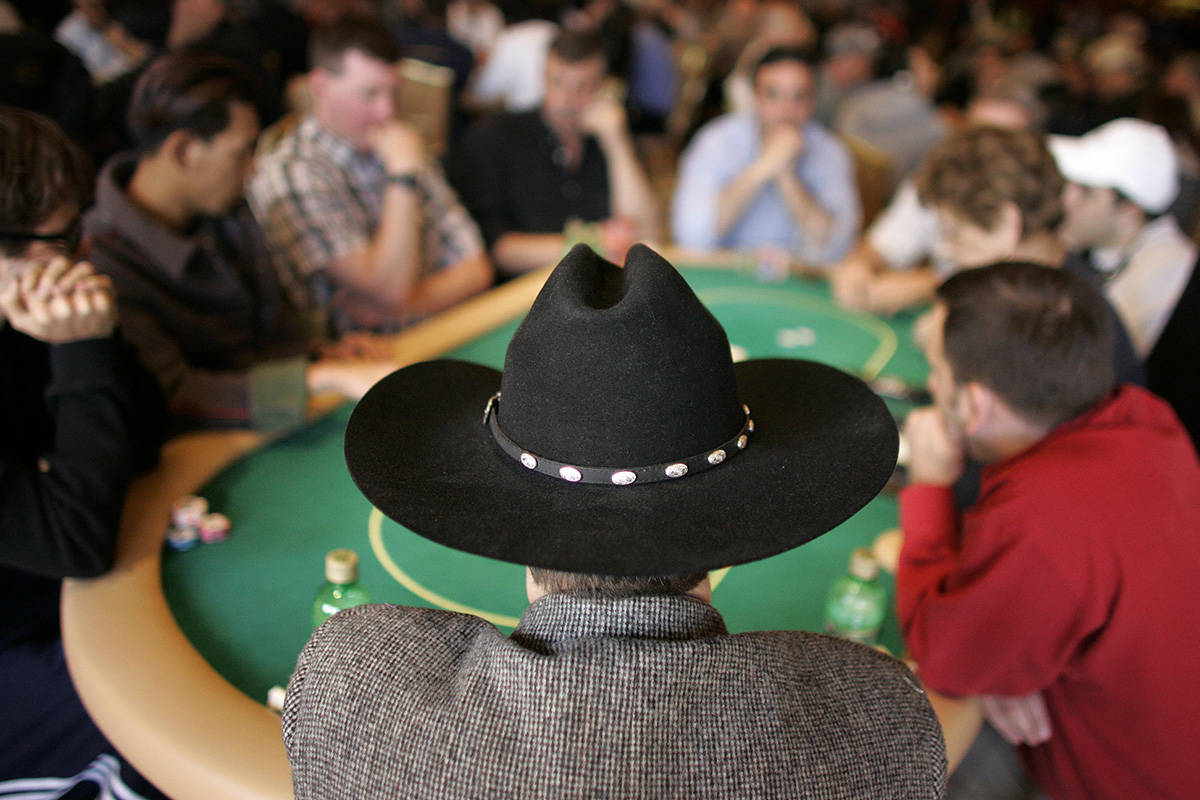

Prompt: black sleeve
xmin=0 ymin=335 xmax=165 ymax=579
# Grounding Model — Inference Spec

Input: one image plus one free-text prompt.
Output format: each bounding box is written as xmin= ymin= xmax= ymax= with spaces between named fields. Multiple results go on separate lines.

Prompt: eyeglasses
xmin=0 ymin=218 xmax=83 ymax=256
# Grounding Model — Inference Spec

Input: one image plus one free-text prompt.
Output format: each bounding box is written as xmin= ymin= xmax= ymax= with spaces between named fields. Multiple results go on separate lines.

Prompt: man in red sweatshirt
xmin=898 ymin=261 xmax=1200 ymax=800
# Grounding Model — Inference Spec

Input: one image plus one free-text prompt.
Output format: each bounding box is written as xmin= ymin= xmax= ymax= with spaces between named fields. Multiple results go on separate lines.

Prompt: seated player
xmin=880 ymin=126 xmax=1143 ymax=385
xmin=1051 ymin=117 xmax=1197 ymax=358
xmin=0 ymin=106 xmax=167 ymax=798
xmin=829 ymin=90 xmax=1040 ymax=315
xmin=249 ymin=16 xmax=491 ymax=334
xmin=451 ymin=28 xmax=661 ymax=275
xmin=898 ymin=262 xmax=1200 ymax=800
xmin=282 ymin=244 xmax=948 ymax=799
xmin=85 ymin=51 xmax=398 ymax=433
xmin=671 ymin=45 xmax=859 ymax=270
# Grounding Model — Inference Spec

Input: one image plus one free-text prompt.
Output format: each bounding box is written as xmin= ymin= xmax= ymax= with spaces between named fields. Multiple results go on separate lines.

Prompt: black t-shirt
xmin=450 ymin=111 xmax=610 ymax=247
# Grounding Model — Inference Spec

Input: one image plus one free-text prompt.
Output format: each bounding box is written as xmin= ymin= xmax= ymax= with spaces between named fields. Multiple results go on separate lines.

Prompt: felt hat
xmin=345 ymin=244 xmax=898 ymax=576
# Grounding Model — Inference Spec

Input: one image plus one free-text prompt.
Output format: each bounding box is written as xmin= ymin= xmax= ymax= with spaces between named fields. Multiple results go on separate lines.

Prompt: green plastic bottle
xmin=823 ymin=548 xmax=888 ymax=645
xmin=312 ymin=549 xmax=372 ymax=630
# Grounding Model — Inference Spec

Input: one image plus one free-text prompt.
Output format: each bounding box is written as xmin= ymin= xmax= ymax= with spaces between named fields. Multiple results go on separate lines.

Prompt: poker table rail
xmin=61 ymin=252 xmax=977 ymax=799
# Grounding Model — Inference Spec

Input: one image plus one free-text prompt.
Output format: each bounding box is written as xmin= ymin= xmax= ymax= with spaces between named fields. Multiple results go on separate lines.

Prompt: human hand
xmin=757 ymin=124 xmax=805 ymax=178
xmin=580 ymin=97 xmax=628 ymax=145
xmin=167 ymin=0 xmax=225 ymax=49
xmin=980 ymin=692 xmax=1053 ymax=746
xmin=307 ymin=360 xmax=397 ymax=400
xmin=0 ymin=257 xmax=117 ymax=344
xmin=370 ymin=120 xmax=425 ymax=175
xmin=902 ymin=406 xmax=965 ymax=486
xmin=316 ymin=332 xmax=398 ymax=361
xmin=600 ymin=217 xmax=636 ymax=262
xmin=830 ymin=255 xmax=873 ymax=310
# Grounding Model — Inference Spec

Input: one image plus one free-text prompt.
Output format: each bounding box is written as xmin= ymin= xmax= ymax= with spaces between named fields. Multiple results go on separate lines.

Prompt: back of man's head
xmin=528 ymin=568 xmax=708 ymax=600
xmin=548 ymin=28 xmax=606 ymax=66
xmin=310 ymin=15 xmax=400 ymax=74
xmin=0 ymin=106 xmax=92 ymax=256
xmin=938 ymin=262 xmax=1115 ymax=428
xmin=127 ymin=51 xmax=257 ymax=155
xmin=916 ymin=126 xmax=1064 ymax=238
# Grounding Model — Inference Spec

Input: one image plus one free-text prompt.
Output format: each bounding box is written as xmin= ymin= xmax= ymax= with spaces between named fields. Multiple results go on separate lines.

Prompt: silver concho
xmin=611 ymin=470 xmax=637 ymax=486
xmin=559 ymin=466 xmax=582 ymax=482
xmin=707 ymin=449 xmax=727 ymax=465
xmin=665 ymin=463 xmax=688 ymax=478
xmin=737 ymin=434 xmax=748 ymax=450
xmin=742 ymin=403 xmax=750 ymax=415
xmin=747 ymin=419 xmax=755 ymax=433
xmin=520 ymin=453 xmax=537 ymax=469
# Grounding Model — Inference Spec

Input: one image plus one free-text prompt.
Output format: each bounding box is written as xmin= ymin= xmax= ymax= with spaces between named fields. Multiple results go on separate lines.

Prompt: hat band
xmin=483 ymin=393 xmax=754 ymax=485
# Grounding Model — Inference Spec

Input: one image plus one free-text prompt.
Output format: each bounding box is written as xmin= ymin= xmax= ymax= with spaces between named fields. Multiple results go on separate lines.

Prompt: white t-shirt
xmin=866 ymin=180 xmax=952 ymax=275
xmin=471 ymin=20 xmax=557 ymax=112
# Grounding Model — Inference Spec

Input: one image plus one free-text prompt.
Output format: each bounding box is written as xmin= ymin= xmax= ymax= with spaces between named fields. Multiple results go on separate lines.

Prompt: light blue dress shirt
xmin=671 ymin=113 xmax=860 ymax=266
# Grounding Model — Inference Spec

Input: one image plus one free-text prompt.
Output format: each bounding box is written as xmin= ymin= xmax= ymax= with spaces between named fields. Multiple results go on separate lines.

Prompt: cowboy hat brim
xmin=345 ymin=357 xmax=898 ymax=576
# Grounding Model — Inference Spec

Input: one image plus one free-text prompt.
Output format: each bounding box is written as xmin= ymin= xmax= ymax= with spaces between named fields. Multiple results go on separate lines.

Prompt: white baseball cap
xmin=1047 ymin=118 xmax=1179 ymax=214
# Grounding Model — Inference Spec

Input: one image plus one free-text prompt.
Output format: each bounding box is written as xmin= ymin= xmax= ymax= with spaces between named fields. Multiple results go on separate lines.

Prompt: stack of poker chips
xmin=166 ymin=496 xmax=231 ymax=551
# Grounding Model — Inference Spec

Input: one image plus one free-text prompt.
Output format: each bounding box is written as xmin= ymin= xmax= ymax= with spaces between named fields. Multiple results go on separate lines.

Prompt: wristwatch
xmin=385 ymin=172 xmax=419 ymax=190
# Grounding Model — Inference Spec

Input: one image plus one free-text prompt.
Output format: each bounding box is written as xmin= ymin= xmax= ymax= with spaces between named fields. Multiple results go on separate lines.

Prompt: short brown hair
xmin=528 ymin=568 xmax=707 ymax=599
xmin=127 ymin=52 xmax=257 ymax=154
xmin=310 ymin=16 xmax=399 ymax=73
xmin=938 ymin=261 xmax=1115 ymax=427
xmin=916 ymin=127 xmax=1063 ymax=236
xmin=548 ymin=28 xmax=607 ymax=65
xmin=0 ymin=106 xmax=92 ymax=255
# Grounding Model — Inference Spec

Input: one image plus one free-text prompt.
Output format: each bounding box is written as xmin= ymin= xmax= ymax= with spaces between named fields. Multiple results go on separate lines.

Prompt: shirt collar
xmin=511 ymin=593 xmax=728 ymax=654
xmin=300 ymin=115 xmax=371 ymax=169
xmin=92 ymin=152 xmax=199 ymax=281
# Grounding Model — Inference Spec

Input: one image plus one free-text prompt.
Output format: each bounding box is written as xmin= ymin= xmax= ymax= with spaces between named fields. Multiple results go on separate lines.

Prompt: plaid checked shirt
xmin=249 ymin=116 xmax=485 ymax=332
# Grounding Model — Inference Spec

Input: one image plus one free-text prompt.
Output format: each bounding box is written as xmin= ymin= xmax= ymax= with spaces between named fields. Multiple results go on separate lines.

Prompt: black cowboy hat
xmin=345 ymin=244 xmax=898 ymax=575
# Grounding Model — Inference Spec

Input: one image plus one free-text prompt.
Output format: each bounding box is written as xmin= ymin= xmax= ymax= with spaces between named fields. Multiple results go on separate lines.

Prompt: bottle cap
xmin=848 ymin=547 xmax=879 ymax=581
xmin=325 ymin=549 xmax=359 ymax=584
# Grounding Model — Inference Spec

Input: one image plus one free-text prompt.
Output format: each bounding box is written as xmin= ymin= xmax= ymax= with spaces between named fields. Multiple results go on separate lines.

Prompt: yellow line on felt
xmin=368 ymin=507 xmax=523 ymax=628
xmin=697 ymin=287 xmax=898 ymax=380
xmin=370 ymin=509 xmax=733 ymax=620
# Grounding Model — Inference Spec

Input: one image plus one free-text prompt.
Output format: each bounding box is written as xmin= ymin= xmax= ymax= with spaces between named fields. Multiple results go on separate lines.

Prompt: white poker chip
xmin=729 ymin=344 xmax=749 ymax=363
xmin=267 ymin=685 xmax=287 ymax=712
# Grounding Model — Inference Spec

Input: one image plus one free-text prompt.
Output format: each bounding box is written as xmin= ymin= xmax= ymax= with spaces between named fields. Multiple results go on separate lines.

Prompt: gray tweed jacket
xmin=283 ymin=593 xmax=947 ymax=799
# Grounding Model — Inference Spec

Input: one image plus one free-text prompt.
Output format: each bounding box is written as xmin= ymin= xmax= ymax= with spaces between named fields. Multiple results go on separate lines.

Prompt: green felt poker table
xmin=61 ymin=254 xmax=979 ymax=800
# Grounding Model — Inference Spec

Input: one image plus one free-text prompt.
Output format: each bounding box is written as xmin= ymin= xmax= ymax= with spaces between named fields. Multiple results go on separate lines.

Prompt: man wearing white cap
xmin=1051 ymin=118 xmax=1197 ymax=357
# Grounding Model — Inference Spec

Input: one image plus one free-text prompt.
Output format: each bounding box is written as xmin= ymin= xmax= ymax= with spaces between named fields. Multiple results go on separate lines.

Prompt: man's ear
xmin=997 ymin=201 xmax=1024 ymax=252
xmin=164 ymin=129 xmax=195 ymax=169
xmin=960 ymin=380 xmax=998 ymax=436
xmin=308 ymin=67 xmax=328 ymax=102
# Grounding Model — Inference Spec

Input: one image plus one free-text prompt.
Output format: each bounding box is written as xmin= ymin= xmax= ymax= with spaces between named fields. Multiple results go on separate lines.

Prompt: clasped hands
xmin=0 ymin=256 xmax=117 ymax=344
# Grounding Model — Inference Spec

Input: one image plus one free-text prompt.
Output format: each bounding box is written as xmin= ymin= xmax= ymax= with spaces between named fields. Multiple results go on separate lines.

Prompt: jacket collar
xmin=91 ymin=152 xmax=199 ymax=281
xmin=511 ymin=593 xmax=728 ymax=654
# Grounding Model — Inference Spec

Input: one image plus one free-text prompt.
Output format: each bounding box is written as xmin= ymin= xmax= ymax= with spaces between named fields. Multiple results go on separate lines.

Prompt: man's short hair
xmin=127 ymin=52 xmax=258 ymax=154
xmin=752 ymin=45 xmax=817 ymax=84
xmin=309 ymin=15 xmax=400 ymax=73
xmin=0 ymin=106 xmax=92 ymax=256
xmin=547 ymin=28 xmax=607 ymax=65
xmin=528 ymin=568 xmax=708 ymax=600
xmin=937 ymin=262 xmax=1115 ymax=428
xmin=916 ymin=127 xmax=1064 ymax=236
